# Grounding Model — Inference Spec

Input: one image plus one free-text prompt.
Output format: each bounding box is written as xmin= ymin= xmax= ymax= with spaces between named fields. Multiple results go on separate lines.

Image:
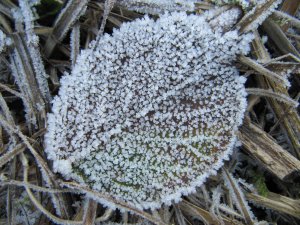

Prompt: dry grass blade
xmin=222 ymin=169 xmax=255 ymax=225
xmin=95 ymin=208 xmax=113 ymax=222
xmin=179 ymin=200 xmax=242 ymax=225
xmin=19 ymin=0 xmax=51 ymax=104
xmin=0 ymin=14 xmax=12 ymax=33
xmin=0 ymin=115 xmax=55 ymax=180
xmin=0 ymin=2 xmax=12 ymax=18
xmin=262 ymin=18 xmax=300 ymax=58
xmin=273 ymin=10 xmax=300 ymax=30
xmin=44 ymin=0 xmax=89 ymax=57
xmin=20 ymin=153 xmax=82 ymax=225
xmin=246 ymin=192 xmax=300 ymax=219
xmin=0 ymin=127 xmax=46 ymax=167
xmin=0 ymin=179 xmax=73 ymax=194
xmin=11 ymin=35 xmax=43 ymax=101
xmin=238 ymin=55 xmax=290 ymax=87
xmin=251 ymin=23 xmax=300 ymax=159
xmin=11 ymin=34 xmax=46 ymax=128
xmin=62 ymin=181 xmax=168 ymax=225
xmin=0 ymin=127 xmax=3 ymax=153
xmin=34 ymin=26 xmax=53 ymax=36
xmin=0 ymin=115 xmax=73 ymax=218
xmin=280 ymin=0 xmax=300 ymax=15
xmin=0 ymin=0 xmax=16 ymax=9
xmin=251 ymin=30 xmax=270 ymax=63
xmin=0 ymin=83 xmax=23 ymax=99
xmin=96 ymin=0 xmax=117 ymax=38
xmin=0 ymin=93 xmax=14 ymax=124
xmin=237 ymin=0 xmax=281 ymax=33
xmin=6 ymin=157 xmax=16 ymax=225
xmin=82 ymin=199 xmax=98 ymax=225
xmin=6 ymin=186 xmax=13 ymax=225
xmin=278 ymin=0 xmax=300 ymax=31
xmin=246 ymin=88 xmax=299 ymax=108
xmin=238 ymin=120 xmax=300 ymax=180
xmin=174 ymin=204 xmax=187 ymax=225
xmin=0 ymin=144 xmax=25 ymax=168
xmin=107 ymin=15 xmax=123 ymax=27
xmin=71 ymin=22 xmax=80 ymax=67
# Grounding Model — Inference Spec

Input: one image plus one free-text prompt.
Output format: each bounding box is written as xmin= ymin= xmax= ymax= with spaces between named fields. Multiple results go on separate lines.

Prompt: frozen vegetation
xmin=45 ymin=8 xmax=254 ymax=209
xmin=1 ymin=0 xmax=300 ymax=224
xmin=118 ymin=0 xmax=196 ymax=14
xmin=0 ymin=30 xmax=11 ymax=53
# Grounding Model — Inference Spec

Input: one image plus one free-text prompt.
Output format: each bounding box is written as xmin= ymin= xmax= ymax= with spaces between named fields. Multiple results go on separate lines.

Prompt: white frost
xmin=45 ymin=9 xmax=253 ymax=209
xmin=118 ymin=0 xmax=196 ymax=14
xmin=53 ymin=159 xmax=73 ymax=177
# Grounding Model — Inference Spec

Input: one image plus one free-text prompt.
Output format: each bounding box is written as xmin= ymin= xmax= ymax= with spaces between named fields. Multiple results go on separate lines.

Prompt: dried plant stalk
xmin=238 ymin=119 xmax=300 ymax=180
xmin=44 ymin=0 xmax=89 ymax=57
xmin=222 ymin=169 xmax=255 ymax=225
xmin=246 ymin=88 xmax=298 ymax=107
xmin=262 ymin=18 xmax=300 ymax=58
xmin=237 ymin=0 xmax=282 ymax=33
xmin=179 ymin=200 xmax=242 ymax=225
xmin=251 ymin=28 xmax=300 ymax=159
xmin=82 ymin=199 xmax=98 ymax=225
xmin=62 ymin=181 xmax=168 ymax=225
xmin=239 ymin=55 xmax=290 ymax=87
xmin=246 ymin=192 xmax=300 ymax=219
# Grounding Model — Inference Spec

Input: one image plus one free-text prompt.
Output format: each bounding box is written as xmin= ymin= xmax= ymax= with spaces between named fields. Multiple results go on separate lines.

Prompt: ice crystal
xmin=14 ymin=191 xmax=42 ymax=225
xmin=241 ymin=0 xmax=282 ymax=32
xmin=211 ymin=0 xmax=281 ymax=12
xmin=45 ymin=9 xmax=253 ymax=209
xmin=0 ymin=30 xmax=11 ymax=53
xmin=211 ymin=0 xmax=254 ymax=9
xmin=118 ymin=0 xmax=196 ymax=14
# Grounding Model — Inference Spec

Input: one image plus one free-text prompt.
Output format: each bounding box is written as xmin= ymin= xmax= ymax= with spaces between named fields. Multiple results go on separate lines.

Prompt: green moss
xmin=253 ymin=174 xmax=269 ymax=197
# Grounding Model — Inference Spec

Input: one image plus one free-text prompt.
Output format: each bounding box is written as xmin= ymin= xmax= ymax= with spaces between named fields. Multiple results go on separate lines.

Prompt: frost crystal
xmin=211 ymin=0 xmax=281 ymax=12
xmin=18 ymin=0 xmax=51 ymax=103
xmin=210 ymin=0 xmax=253 ymax=9
xmin=0 ymin=30 xmax=11 ymax=53
xmin=45 ymin=9 xmax=252 ymax=209
xmin=118 ymin=0 xmax=196 ymax=14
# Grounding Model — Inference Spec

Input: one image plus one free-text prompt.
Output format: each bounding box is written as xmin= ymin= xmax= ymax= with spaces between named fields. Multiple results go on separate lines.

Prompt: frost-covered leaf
xmin=45 ymin=9 xmax=253 ymax=210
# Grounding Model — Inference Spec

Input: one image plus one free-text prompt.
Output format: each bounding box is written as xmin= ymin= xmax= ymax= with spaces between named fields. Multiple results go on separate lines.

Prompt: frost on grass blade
xmin=70 ymin=23 xmax=80 ymax=67
xmin=14 ymin=191 xmax=42 ymax=225
xmin=118 ymin=0 xmax=196 ymax=14
xmin=237 ymin=0 xmax=283 ymax=33
xmin=0 ymin=30 xmax=11 ymax=53
xmin=18 ymin=0 xmax=51 ymax=103
xmin=210 ymin=0 xmax=253 ymax=10
xmin=45 ymin=9 xmax=253 ymax=210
